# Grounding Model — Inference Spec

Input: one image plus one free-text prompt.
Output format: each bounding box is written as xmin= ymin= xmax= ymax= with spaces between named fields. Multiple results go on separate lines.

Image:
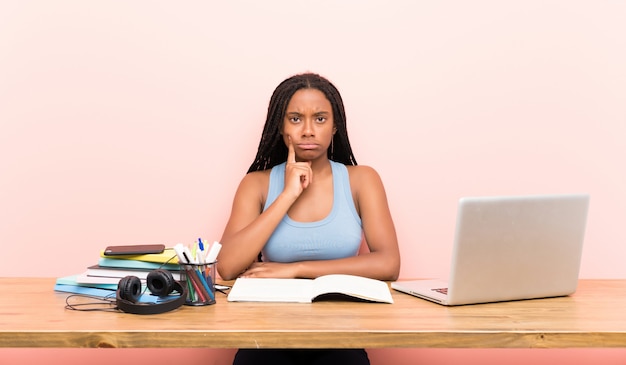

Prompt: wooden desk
xmin=1 ymin=278 xmax=626 ymax=349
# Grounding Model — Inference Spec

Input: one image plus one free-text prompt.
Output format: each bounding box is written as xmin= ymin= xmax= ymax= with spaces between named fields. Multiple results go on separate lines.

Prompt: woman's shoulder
xmin=242 ymin=169 xmax=271 ymax=182
xmin=237 ymin=169 xmax=271 ymax=191
xmin=345 ymin=165 xmax=386 ymax=196
xmin=346 ymin=164 xmax=382 ymax=181
xmin=232 ymin=169 xmax=272 ymax=207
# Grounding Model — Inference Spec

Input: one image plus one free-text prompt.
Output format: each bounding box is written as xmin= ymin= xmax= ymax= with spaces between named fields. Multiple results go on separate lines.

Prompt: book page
xmin=227 ymin=278 xmax=314 ymax=302
xmin=311 ymin=274 xmax=393 ymax=303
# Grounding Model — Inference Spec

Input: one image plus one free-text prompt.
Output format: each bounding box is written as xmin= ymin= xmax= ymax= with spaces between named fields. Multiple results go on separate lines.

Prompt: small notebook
xmin=392 ymin=194 xmax=589 ymax=306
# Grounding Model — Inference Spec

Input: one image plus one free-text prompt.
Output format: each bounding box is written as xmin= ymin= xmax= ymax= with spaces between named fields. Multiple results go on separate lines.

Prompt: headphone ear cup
xmin=147 ymin=269 xmax=175 ymax=297
xmin=118 ymin=275 xmax=142 ymax=303
xmin=116 ymin=270 xmax=187 ymax=315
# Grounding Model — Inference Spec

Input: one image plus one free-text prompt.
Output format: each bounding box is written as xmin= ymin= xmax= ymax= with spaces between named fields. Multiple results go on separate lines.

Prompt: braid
xmin=247 ymin=73 xmax=357 ymax=173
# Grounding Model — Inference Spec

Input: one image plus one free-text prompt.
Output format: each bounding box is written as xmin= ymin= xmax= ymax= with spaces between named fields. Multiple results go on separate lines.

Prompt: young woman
xmin=217 ymin=72 xmax=400 ymax=365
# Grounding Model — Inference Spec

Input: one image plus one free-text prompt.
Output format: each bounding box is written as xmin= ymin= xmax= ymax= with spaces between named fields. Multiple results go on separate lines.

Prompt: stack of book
xmin=54 ymin=248 xmax=181 ymax=298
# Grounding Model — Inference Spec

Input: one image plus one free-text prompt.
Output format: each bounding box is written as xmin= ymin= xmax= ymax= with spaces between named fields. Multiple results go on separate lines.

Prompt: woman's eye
xmin=315 ymin=117 xmax=326 ymax=123
xmin=289 ymin=117 xmax=301 ymax=123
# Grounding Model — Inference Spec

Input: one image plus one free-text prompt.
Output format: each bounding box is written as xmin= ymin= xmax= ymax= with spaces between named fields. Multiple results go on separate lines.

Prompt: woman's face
xmin=282 ymin=88 xmax=336 ymax=162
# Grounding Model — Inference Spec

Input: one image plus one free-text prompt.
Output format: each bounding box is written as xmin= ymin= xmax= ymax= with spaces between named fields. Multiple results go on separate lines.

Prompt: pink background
xmin=1 ymin=1 xmax=625 ymax=364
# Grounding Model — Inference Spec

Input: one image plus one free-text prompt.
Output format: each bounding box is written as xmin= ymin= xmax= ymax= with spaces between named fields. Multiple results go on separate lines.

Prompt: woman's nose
xmin=301 ymin=119 xmax=314 ymax=136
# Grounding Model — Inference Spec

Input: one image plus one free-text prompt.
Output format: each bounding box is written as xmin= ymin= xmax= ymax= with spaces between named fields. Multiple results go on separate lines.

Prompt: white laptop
xmin=391 ymin=194 xmax=590 ymax=306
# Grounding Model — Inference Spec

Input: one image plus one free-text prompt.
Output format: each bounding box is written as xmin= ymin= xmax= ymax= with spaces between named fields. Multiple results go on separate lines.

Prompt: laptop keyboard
xmin=432 ymin=288 xmax=448 ymax=295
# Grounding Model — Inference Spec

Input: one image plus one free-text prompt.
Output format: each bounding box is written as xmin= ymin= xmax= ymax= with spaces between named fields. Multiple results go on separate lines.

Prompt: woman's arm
xmin=351 ymin=165 xmax=401 ymax=280
xmin=217 ymin=171 xmax=294 ymax=280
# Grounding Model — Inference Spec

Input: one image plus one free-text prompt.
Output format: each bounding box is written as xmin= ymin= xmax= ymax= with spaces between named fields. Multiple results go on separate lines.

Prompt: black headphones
xmin=116 ymin=269 xmax=188 ymax=315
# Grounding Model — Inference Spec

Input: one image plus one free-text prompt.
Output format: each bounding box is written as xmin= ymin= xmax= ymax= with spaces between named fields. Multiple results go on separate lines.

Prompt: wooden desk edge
xmin=2 ymin=331 xmax=626 ymax=349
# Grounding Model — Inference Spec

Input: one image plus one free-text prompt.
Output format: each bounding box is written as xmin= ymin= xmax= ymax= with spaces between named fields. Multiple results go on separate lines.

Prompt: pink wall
xmin=1 ymin=1 xmax=625 ymax=364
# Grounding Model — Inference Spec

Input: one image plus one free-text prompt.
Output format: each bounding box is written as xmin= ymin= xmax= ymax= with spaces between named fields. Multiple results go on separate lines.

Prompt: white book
xmin=75 ymin=274 xmax=125 ymax=285
xmin=227 ymin=274 xmax=393 ymax=304
xmin=87 ymin=265 xmax=151 ymax=278
xmin=75 ymin=270 xmax=181 ymax=285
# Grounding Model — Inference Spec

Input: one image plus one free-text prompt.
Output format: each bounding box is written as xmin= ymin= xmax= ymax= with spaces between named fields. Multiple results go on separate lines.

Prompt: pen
xmin=197 ymin=243 xmax=206 ymax=265
xmin=186 ymin=267 xmax=206 ymax=302
xmin=204 ymin=265 xmax=216 ymax=299
xmin=198 ymin=238 xmax=207 ymax=263
xmin=173 ymin=244 xmax=188 ymax=264
xmin=186 ymin=266 xmax=210 ymax=302
xmin=195 ymin=266 xmax=215 ymax=301
xmin=186 ymin=278 xmax=196 ymax=302
xmin=205 ymin=241 xmax=222 ymax=263
xmin=182 ymin=246 xmax=197 ymax=264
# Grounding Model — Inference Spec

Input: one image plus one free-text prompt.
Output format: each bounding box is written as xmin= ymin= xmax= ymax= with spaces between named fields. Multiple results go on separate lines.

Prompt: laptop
xmin=391 ymin=194 xmax=590 ymax=306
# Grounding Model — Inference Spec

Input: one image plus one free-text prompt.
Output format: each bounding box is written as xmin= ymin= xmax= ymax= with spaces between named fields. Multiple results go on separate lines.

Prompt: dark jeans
xmin=233 ymin=349 xmax=370 ymax=365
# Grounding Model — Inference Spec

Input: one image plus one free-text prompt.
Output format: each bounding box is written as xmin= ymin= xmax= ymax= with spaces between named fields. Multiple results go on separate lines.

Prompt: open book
xmin=227 ymin=274 xmax=393 ymax=304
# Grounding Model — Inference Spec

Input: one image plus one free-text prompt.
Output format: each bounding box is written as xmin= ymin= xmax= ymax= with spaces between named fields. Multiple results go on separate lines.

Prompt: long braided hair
xmin=247 ymin=73 xmax=357 ymax=173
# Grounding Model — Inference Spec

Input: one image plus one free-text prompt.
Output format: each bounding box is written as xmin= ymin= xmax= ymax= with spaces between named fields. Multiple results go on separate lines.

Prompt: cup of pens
xmin=174 ymin=240 xmax=222 ymax=306
xmin=180 ymin=261 xmax=216 ymax=306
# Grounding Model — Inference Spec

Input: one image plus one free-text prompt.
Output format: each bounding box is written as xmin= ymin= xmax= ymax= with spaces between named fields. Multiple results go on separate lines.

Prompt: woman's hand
xmin=240 ymin=261 xmax=298 ymax=278
xmin=283 ymin=136 xmax=312 ymax=199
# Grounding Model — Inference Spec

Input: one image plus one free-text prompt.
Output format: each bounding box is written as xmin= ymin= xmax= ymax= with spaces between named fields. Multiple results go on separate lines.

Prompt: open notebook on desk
xmin=227 ymin=274 xmax=393 ymax=303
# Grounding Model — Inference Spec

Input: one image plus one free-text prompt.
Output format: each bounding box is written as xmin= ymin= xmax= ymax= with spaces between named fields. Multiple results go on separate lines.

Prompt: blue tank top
xmin=261 ymin=161 xmax=363 ymax=262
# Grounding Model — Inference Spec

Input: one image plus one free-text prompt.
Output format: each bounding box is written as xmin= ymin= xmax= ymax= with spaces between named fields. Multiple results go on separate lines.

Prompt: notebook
xmin=391 ymin=194 xmax=590 ymax=306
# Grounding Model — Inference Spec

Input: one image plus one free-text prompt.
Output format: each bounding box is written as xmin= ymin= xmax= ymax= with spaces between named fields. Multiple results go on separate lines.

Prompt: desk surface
xmin=1 ymin=278 xmax=626 ymax=349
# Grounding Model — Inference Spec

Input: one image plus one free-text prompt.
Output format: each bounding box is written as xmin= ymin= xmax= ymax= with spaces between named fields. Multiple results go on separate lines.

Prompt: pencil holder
xmin=179 ymin=262 xmax=216 ymax=306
